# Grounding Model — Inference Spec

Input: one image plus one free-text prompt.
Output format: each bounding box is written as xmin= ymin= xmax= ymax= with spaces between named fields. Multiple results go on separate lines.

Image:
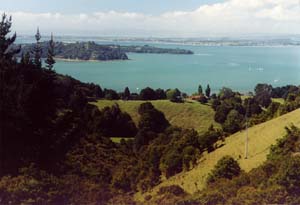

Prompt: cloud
xmin=3 ymin=0 xmax=300 ymax=37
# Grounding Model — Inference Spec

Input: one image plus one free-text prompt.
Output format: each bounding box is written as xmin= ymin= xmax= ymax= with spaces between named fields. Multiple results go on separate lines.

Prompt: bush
xmin=207 ymin=156 xmax=241 ymax=184
xmin=198 ymin=126 xmax=223 ymax=153
xmin=219 ymin=87 xmax=235 ymax=100
xmin=198 ymin=95 xmax=208 ymax=104
xmin=157 ymin=185 xmax=185 ymax=196
xmin=254 ymin=84 xmax=272 ymax=107
xmin=211 ymin=99 xmax=221 ymax=110
xmin=160 ymin=148 xmax=183 ymax=178
xmin=140 ymin=87 xmax=157 ymax=100
xmin=275 ymin=156 xmax=300 ymax=192
xmin=182 ymin=146 xmax=199 ymax=170
xmin=138 ymin=102 xmax=170 ymax=133
xmin=243 ymin=98 xmax=262 ymax=117
xmin=104 ymin=89 xmax=120 ymax=100
xmin=222 ymin=110 xmax=244 ymax=134
xmin=155 ymin=88 xmax=167 ymax=99
xmin=95 ymin=104 xmax=137 ymax=137
xmin=214 ymin=104 xmax=231 ymax=123
xmin=166 ymin=88 xmax=183 ymax=103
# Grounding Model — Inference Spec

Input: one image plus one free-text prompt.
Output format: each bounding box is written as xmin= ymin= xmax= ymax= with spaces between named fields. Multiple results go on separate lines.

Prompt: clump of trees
xmin=92 ymin=104 xmax=137 ymax=137
xmin=207 ymin=155 xmax=241 ymax=184
xmin=212 ymin=84 xmax=300 ymax=135
xmin=166 ymin=88 xmax=183 ymax=103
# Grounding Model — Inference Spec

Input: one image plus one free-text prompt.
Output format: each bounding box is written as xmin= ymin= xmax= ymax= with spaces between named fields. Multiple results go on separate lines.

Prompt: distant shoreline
xmin=54 ymin=57 xmax=130 ymax=62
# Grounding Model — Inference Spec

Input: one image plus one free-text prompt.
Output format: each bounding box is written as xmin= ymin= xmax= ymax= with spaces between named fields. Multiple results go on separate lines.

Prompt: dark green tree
xmin=205 ymin=84 xmax=211 ymax=98
xmin=254 ymin=84 xmax=272 ymax=107
xmin=104 ymin=89 xmax=119 ymax=100
xmin=222 ymin=110 xmax=244 ymax=134
xmin=219 ymin=87 xmax=235 ymax=100
xmin=198 ymin=95 xmax=208 ymax=104
xmin=207 ymin=155 xmax=241 ymax=184
xmin=198 ymin=85 xmax=203 ymax=95
xmin=124 ymin=87 xmax=131 ymax=100
xmin=166 ymin=88 xmax=182 ymax=103
xmin=160 ymin=149 xmax=183 ymax=178
xmin=23 ymin=52 xmax=32 ymax=65
xmin=140 ymin=87 xmax=157 ymax=100
xmin=32 ymin=27 xmax=42 ymax=68
xmin=45 ymin=33 xmax=55 ymax=70
xmin=138 ymin=102 xmax=170 ymax=133
xmin=214 ymin=104 xmax=231 ymax=123
xmin=155 ymin=88 xmax=167 ymax=99
xmin=94 ymin=104 xmax=137 ymax=137
xmin=0 ymin=13 xmax=20 ymax=61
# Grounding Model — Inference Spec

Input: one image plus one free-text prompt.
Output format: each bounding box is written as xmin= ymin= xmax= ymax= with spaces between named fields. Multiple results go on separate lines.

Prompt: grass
xmin=272 ymin=98 xmax=285 ymax=104
xmin=92 ymin=99 xmax=220 ymax=134
xmin=241 ymin=95 xmax=285 ymax=105
xmin=110 ymin=137 xmax=134 ymax=143
xmin=135 ymin=108 xmax=300 ymax=201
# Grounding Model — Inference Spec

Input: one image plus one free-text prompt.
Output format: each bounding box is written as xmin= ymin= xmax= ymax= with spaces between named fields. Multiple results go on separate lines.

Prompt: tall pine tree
xmin=0 ymin=13 xmax=20 ymax=61
xmin=32 ymin=27 xmax=42 ymax=68
xmin=45 ymin=33 xmax=55 ymax=70
xmin=124 ymin=87 xmax=130 ymax=100
xmin=198 ymin=85 xmax=203 ymax=95
xmin=205 ymin=84 xmax=211 ymax=97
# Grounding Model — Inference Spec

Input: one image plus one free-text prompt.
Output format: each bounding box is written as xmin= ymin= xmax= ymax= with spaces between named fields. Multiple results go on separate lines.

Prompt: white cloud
xmin=3 ymin=0 xmax=300 ymax=37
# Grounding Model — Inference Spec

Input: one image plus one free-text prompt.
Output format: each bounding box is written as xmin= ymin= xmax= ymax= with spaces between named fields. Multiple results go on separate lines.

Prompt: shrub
xmin=160 ymin=149 xmax=183 ymax=178
xmin=140 ymin=87 xmax=157 ymax=100
xmin=96 ymin=104 xmax=137 ymax=137
xmin=214 ymin=104 xmax=231 ymax=123
xmin=275 ymin=156 xmax=300 ymax=192
xmin=157 ymin=185 xmax=185 ymax=196
xmin=104 ymin=89 xmax=120 ymax=100
xmin=254 ymin=84 xmax=272 ymax=107
xmin=166 ymin=88 xmax=183 ymax=103
xmin=155 ymin=88 xmax=167 ymax=99
xmin=138 ymin=102 xmax=170 ymax=133
xmin=219 ymin=87 xmax=235 ymax=100
xmin=222 ymin=110 xmax=244 ymax=134
xmin=198 ymin=95 xmax=208 ymax=104
xmin=207 ymin=156 xmax=241 ymax=184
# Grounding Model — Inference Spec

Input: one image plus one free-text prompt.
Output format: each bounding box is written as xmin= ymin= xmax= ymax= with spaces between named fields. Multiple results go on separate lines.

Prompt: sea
xmin=17 ymin=36 xmax=300 ymax=94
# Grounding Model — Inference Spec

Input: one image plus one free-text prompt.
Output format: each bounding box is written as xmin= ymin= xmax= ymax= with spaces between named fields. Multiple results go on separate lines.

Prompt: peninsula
xmin=18 ymin=41 xmax=194 ymax=61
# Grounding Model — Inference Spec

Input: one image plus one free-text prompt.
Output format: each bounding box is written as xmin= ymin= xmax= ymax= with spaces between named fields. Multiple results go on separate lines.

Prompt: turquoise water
xmin=54 ymin=45 xmax=300 ymax=94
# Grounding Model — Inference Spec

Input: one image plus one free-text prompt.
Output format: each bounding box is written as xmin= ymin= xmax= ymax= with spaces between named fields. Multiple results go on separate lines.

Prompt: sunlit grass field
xmin=92 ymin=99 xmax=220 ymax=134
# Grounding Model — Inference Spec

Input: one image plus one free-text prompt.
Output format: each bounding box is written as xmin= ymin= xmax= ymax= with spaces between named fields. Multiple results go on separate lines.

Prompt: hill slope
xmin=137 ymin=108 xmax=300 ymax=200
xmin=92 ymin=100 xmax=220 ymax=134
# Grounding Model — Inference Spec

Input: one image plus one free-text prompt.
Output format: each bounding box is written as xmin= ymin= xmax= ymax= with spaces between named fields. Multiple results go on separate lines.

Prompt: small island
xmin=18 ymin=41 xmax=194 ymax=61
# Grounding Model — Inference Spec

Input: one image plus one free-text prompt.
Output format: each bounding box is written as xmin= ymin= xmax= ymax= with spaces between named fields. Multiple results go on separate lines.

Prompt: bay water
xmin=53 ymin=43 xmax=300 ymax=94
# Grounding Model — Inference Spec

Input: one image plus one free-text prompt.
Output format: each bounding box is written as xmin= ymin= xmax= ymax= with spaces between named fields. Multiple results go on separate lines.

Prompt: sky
xmin=2 ymin=0 xmax=300 ymax=37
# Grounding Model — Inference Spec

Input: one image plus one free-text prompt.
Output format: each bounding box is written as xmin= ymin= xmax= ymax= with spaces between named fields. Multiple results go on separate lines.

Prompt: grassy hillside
xmin=137 ymin=108 xmax=300 ymax=200
xmin=92 ymin=100 xmax=220 ymax=134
